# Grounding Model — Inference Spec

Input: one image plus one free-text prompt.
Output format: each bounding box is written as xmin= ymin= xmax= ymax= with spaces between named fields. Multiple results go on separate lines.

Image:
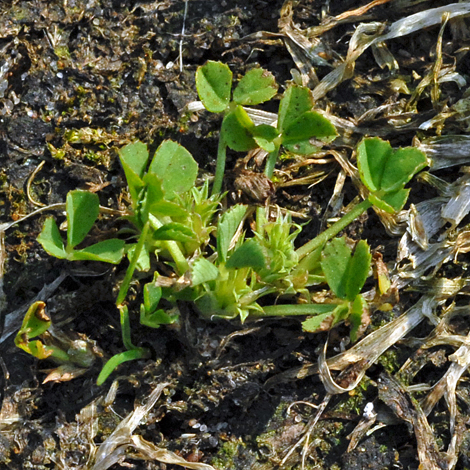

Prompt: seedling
xmin=295 ymin=137 xmax=428 ymax=261
xmin=196 ymin=61 xmax=337 ymax=194
xmin=115 ymin=139 xmax=221 ymax=305
xmin=191 ymin=206 xmax=321 ymax=323
xmin=15 ymin=301 xmax=97 ymax=383
xmin=37 ymin=190 xmax=125 ymax=263
xmin=15 ymin=301 xmax=67 ymax=362
xmin=303 ymin=237 xmax=372 ymax=342
xmin=96 ymin=140 xmax=222 ymax=385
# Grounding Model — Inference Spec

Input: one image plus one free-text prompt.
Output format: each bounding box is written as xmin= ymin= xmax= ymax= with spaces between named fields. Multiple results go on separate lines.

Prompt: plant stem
xmin=264 ymin=144 xmax=280 ymax=179
xmin=164 ymin=240 xmax=190 ymax=274
xmin=150 ymin=215 xmax=189 ymax=275
xmin=262 ymin=303 xmax=338 ymax=316
xmin=255 ymin=206 xmax=267 ymax=236
xmin=119 ymin=305 xmax=136 ymax=351
xmin=211 ymin=135 xmax=227 ymax=196
xmin=49 ymin=346 xmax=72 ymax=363
xmin=296 ymin=198 xmax=373 ymax=259
xmin=116 ymin=220 xmax=150 ymax=306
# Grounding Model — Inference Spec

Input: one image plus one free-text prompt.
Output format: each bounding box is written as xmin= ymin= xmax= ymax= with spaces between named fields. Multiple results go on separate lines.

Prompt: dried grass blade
xmin=419 ymin=136 xmax=470 ymax=170
xmin=421 ymin=329 xmax=470 ymax=430
xmin=312 ymin=3 xmax=470 ymax=101
xmin=92 ymin=383 xmax=170 ymax=469
xmin=378 ymin=373 xmax=448 ymax=470
xmin=131 ymin=435 xmax=215 ymax=470
xmin=306 ymin=0 xmax=394 ymax=38
xmin=327 ymin=296 xmax=437 ymax=371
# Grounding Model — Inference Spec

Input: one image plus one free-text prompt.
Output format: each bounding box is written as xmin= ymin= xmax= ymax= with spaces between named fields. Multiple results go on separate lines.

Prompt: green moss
xmin=334 ymin=378 xmax=371 ymax=415
xmin=377 ymin=348 xmax=401 ymax=374
xmin=47 ymin=143 xmax=66 ymax=160
xmin=84 ymin=150 xmax=110 ymax=166
xmin=54 ymin=45 xmax=71 ymax=60
xmin=211 ymin=437 xmax=245 ymax=469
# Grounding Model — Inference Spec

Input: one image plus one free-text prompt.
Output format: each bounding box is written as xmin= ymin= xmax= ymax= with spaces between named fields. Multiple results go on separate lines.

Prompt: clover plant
xmin=302 ymin=237 xmax=372 ymax=342
xmin=17 ymin=61 xmax=429 ymax=385
xmin=295 ymin=137 xmax=428 ymax=261
xmin=37 ymin=190 xmax=125 ymax=263
xmin=196 ymin=61 xmax=337 ymax=194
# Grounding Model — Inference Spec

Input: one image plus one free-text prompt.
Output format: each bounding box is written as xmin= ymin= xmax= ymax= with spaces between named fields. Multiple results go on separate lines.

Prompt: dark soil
xmin=1 ymin=1 xmax=470 ymax=469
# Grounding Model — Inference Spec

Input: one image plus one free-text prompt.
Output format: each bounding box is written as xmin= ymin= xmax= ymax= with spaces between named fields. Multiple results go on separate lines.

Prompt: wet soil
xmin=1 ymin=1 xmax=470 ymax=470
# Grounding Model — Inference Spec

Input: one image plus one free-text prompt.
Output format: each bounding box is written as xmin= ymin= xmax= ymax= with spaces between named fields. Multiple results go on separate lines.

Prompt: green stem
xmin=264 ymin=144 xmax=280 ymax=179
xmin=149 ymin=216 xmax=189 ymax=275
xmin=96 ymin=348 xmax=151 ymax=386
xmin=296 ymin=199 xmax=373 ymax=260
xmin=211 ymin=135 xmax=227 ymax=196
xmin=119 ymin=305 xmax=136 ymax=351
xmin=48 ymin=346 xmax=72 ymax=363
xmin=261 ymin=303 xmax=338 ymax=317
xmin=163 ymin=240 xmax=189 ymax=275
xmin=255 ymin=206 xmax=267 ymax=237
xmin=116 ymin=220 xmax=150 ymax=306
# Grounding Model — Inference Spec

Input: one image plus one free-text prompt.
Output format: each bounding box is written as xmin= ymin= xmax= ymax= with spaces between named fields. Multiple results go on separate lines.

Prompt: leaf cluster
xmin=38 ymin=191 xmax=124 ymax=263
xmin=196 ymin=61 xmax=337 ymax=192
xmin=302 ymin=238 xmax=372 ymax=342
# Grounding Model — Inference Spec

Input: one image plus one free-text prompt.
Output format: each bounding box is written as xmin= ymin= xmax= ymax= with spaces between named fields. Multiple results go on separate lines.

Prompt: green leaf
xmin=148 ymin=200 xmax=189 ymax=219
xmin=66 ymin=190 xmax=100 ymax=249
xmin=126 ymin=242 xmax=151 ymax=271
xmin=345 ymin=240 xmax=371 ymax=301
xmin=282 ymin=111 xmax=337 ymax=155
xmin=221 ymin=106 xmax=257 ymax=152
xmin=148 ymin=140 xmax=198 ymax=200
xmin=226 ymin=239 xmax=266 ymax=270
xmin=191 ymin=257 xmax=220 ymax=286
xmin=21 ymin=340 xmax=54 ymax=360
xmin=252 ymin=124 xmax=278 ymax=152
xmin=196 ymin=61 xmax=232 ymax=113
xmin=357 ymin=138 xmax=427 ymax=195
xmin=321 ymin=238 xmax=351 ymax=300
xmin=119 ymin=141 xmax=149 ymax=205
xmin=71 ymin=239 xmax=125 ymax=264
xmin=301 ymin=303 xmax=349 ymax=333
xmin=16 ymin=301 xmax=50 ymax=339
xmin=381 ymin=147 xmax=428 ymax=193
xmin=141 ymin=308 xmax=178 ymax=328
xmin=139 ymin=283 xmax=178 ymax=328
xmin=217 ymin=204 xmax=247 ymax=263
xmin=143 ymin=283 xmax=162 ymax=314
xmin=263 ymin=303 xmax=338 ymax=316
xmin=348 ymin=294 xmax=369 ymax=343
xmin=14 ymin=301 xmax=54 ymax=360
xmin=152 ymin=223 xmax=196 ymax=242
xmin=119 ymin=140 xmax=149 ymax=178
xmin=37 ymin=217 xmax=67 ymax=259
xmin=143 ymin=173 xmax=165 ymax=204
xmin=96 ymin=347 xmax=150 ymax=386
xmin=232 ymin=68 xmax=278 ymax=105
xmin=368 ymin=188 xmax=410 ymax=213
xmin=277 ymin=85 xmax=313 ymax=134
xmin=357 ymin=137 xmax=391 ymax=193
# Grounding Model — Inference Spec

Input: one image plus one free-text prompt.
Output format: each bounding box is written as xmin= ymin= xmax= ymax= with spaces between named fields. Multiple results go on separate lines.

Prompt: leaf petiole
xmin=211 ymin=134 xmax=227 ymax=196
xmin=116 ymin=221 xmax=150 ymax=306
xmin=296 ymin=199 xmax=373 ymax=260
